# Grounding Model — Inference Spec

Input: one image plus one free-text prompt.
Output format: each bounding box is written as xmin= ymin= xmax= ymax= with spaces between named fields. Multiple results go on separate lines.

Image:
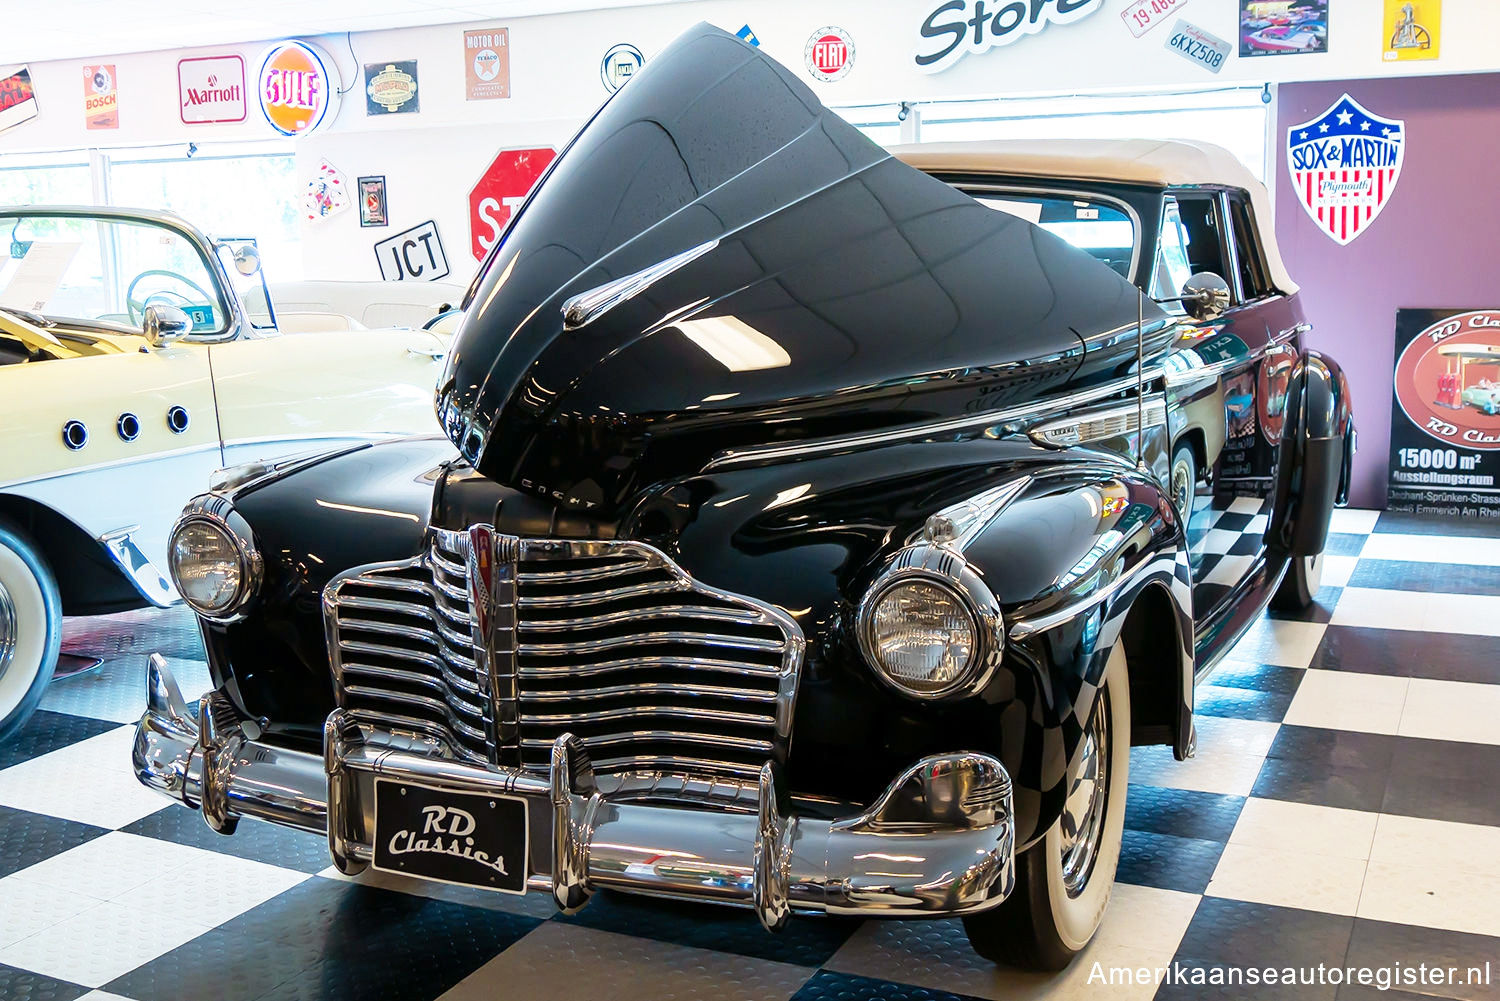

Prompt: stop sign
xmin=468 ymin=146 xmax=557 ymax=261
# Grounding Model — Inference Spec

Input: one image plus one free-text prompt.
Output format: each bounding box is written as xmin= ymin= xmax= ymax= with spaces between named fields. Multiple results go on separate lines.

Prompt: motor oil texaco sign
xmin=1286 ymin=94 xmax=1405 ymax=246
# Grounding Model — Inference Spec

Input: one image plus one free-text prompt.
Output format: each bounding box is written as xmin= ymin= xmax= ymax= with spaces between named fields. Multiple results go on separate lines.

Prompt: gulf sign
xmin=257 ymin=41 xmax=341 ymax=136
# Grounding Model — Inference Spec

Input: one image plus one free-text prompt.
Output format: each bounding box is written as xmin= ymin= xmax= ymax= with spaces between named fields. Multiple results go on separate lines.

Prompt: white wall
xmin=5 ymin=0 xmax=1497 ymax=282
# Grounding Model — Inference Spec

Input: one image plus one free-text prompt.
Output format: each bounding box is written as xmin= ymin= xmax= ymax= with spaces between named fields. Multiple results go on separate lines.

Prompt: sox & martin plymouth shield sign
xmin=1286 ymin=94 xmax=1404 ymax=246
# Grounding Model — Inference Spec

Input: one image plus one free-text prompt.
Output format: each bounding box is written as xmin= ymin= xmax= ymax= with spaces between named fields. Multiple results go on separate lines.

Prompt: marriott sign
xmin=178 ymin=55 xmax=247 ymax=125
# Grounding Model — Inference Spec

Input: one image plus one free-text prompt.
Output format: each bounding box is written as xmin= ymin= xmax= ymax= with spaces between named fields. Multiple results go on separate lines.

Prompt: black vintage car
xmin=134 ymin=25 xmax=1353 ymax=970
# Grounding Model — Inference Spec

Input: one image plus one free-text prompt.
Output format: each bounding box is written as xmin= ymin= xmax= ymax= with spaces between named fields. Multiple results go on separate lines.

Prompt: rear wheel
xmin=1271 ymin=553 xmax=1323 ymax=612
xmin=1170 ymin=443 xmax=1197 ymax=519
xmin=962 ymin=643 xmax=1131 ymax=969
xmin=0 ymin=521 xmax=62 ymax=743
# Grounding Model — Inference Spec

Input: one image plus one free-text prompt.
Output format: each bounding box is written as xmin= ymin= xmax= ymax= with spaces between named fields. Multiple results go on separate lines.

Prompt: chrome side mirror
xmin=1181 ymin=272 xmax=1231 ymax=322
xmin=144 ymin=304 xmax=193 ymax=346
xmin=232 ymin=244 xmax=262 ymax=277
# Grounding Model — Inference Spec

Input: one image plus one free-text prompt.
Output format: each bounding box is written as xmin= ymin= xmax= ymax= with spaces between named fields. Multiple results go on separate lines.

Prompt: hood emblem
xmin=561 ymin=239 xmax=718 ymax=331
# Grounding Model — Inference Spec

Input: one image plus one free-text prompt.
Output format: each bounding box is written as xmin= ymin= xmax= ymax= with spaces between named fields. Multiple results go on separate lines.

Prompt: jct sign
xmin=468 ymin=147 xmax=556 ymax=261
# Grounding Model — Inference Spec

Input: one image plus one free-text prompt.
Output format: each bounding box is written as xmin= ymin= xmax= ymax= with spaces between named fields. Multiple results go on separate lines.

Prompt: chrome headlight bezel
xmin=167 ymin=494 xmax=263 ymax=622
xmin=855 ymin=546 xmax=1004 ymax=701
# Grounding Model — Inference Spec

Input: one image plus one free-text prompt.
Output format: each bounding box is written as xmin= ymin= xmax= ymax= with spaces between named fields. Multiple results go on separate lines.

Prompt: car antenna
xmin=1136 ymin=291 xmax=1146 ymax=470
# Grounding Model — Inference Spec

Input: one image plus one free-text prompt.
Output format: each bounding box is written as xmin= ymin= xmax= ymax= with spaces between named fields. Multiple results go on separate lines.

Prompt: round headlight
xmin=863 ymin=579 xmax=978 ymax=697
xmin=169 ymin=518 xmax=250 ymax=618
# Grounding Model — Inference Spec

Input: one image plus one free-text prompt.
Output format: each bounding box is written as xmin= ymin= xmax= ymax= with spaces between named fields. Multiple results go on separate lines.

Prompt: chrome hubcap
xmin=1171 ymin=458 xmax=1193 ymax=515
xmin=1060 ymin=690 xmax=1110 ymax=896
xmin=0 ymin=579 xmax=15 ymax=682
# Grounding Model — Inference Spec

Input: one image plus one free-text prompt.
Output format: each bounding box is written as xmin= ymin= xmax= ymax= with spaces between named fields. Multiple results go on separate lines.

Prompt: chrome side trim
xmin=561 ymin=239 xmax=719 ymax=330
xmin=1029 ymin=398 xmax=1168 ymax=449
xmin=98 ymin=526 xmax=177 ymax=606
xmin=921 ymin=475 xmax=1033 ymax=551
xmin=704 ymin=366 xmax=1167 ymax=473
xmin=1007 ymin=550 xmax=1177 ymax=641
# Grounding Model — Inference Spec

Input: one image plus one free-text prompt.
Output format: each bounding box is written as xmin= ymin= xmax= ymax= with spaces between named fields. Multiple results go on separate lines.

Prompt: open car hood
xmin=437 ymin=22 xmax=1168 ymax=515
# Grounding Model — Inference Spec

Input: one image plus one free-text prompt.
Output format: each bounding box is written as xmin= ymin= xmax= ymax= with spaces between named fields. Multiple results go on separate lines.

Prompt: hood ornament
xmin=561 ymin=239 xmax=719 ymax=330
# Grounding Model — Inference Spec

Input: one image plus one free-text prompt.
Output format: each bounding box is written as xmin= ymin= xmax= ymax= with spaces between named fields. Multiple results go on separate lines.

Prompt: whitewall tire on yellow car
xmin=0 ymin=521 xmax=61 ymax=742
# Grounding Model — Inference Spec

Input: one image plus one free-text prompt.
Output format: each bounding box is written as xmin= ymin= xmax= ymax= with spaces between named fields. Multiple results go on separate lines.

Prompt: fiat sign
xmin=468 ymin=147 xmax=557 ymax=261
xmin=257 ymin=41 xmax=341 ymax=136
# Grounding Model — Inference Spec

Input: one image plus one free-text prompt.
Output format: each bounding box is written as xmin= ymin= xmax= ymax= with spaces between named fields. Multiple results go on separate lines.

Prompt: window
xmin=1171 ymin=194 xmax=1229 ymax=286
xmin=1153 ymin=199 xmax=1194 ymax=302
xmin=1226 ymin=194 xmax=1272 ymax=299
xmin=971 ymin=192 xmax=1135 ymax=278
xmin=0 ymin=159 xmax=92 ymax=206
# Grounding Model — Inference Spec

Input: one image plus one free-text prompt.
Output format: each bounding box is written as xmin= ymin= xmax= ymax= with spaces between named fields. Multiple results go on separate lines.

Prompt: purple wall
xmin=1274 ymin=73 xmax=1500 ymax=509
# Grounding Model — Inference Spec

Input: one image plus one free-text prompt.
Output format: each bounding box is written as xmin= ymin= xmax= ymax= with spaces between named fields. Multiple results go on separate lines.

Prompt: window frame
xmin=1153 ymin=188 xmax=1241 ymax=305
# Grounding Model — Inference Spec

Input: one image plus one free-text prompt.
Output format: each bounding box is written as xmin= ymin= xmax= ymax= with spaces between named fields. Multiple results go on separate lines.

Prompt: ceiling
xmin=4 ymin=0 xmax=683 ymax=65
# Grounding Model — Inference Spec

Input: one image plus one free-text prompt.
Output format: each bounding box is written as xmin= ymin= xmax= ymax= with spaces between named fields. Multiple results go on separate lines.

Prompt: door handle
xmin=1276 ymin=322 xmax=1312 ymax=344
xmin=406 ymin=346 xmax=445 ymax=360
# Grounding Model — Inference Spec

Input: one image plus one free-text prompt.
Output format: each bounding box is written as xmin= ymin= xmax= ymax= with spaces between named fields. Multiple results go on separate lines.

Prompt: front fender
xmin=1269 ymin=350 xmax=1354 ymax=557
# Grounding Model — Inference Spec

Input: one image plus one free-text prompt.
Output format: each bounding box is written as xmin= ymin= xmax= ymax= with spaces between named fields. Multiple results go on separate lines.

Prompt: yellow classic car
xmin=0 ymin=205 xmax=463 ymax=739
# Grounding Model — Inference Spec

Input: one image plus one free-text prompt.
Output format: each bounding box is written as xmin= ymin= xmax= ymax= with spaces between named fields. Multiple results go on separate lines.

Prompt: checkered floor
xmin=2 ymin=507 xmax=1498 ymax=1001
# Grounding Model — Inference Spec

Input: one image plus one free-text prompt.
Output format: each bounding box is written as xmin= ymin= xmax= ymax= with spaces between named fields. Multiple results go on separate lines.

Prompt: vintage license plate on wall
xmin=371 ymin=778 xmax=529 ymax=893
xmin=1165 ymin=20 xmax=1231 ymax=73
xmin=1121 ymin=0 xmax=1192 ymax=37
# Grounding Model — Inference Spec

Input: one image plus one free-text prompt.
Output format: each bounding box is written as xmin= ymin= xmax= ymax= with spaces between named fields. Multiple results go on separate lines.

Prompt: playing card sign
xmin=304 ymin=158 xmax=350 ymax=222
xmin=1286 ymin=94 xmax=1404 ymax=246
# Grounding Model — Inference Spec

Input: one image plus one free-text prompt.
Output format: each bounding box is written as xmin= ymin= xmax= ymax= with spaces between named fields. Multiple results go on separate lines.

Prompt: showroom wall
xmin=1274 ymin=72 xmax=1500 ymax=509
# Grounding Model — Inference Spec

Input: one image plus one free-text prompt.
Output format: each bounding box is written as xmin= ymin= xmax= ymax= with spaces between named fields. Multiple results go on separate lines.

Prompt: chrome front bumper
xmin=134 ymin=655 xmax=1016 ymax=928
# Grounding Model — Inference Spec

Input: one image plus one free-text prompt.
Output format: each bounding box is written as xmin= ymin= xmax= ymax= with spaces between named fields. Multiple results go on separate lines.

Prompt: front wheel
xmin=0 ymin=521 xmax=62 ymax=743
xmin=962 ymin=642 xmax=1131 ymax=969
xmin=1270 ymin=553 xmax=1323 ymax=612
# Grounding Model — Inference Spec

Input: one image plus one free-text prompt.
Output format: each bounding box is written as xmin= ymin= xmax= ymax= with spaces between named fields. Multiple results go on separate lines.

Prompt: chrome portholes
xmin=1059 ymin=688 xmax=1110 ymax=897
xmin=117 ymin=413 xmax=141 ymax=442
xmin=166 ymin=406 xmax=190 ymax=434
xmin=61 ymin=420 xmax=88 ymax=451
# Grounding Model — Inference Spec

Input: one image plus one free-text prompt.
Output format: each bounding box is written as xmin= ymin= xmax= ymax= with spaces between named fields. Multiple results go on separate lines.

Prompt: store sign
xmin=375 ymin=221 xmax=450 ymax=282
xmin=1384 ymin=0 xmax=1439 ymax=61
xmin=1165 ymin=19 xmax=1230 ymax=72
xmin=600 ymin=43 xmax=643 ymax=92
xmin=465 ymin=28 xmax=510 ymax=100
xmin=915 ymin=0 xmax=1103 ymax=74
xmin=805 ymin=26 xmax=854 ymax=82
xmin=468 ymin=146 xmax=557 ymax=261
xmin=179 ymin=55 xmax=245 ymax=125
xmin=257 ymin=41 xmax=340 ymax=136
xmin=365 ymin=61 xmax=419 ymax=114
xmin=1389 ymin=308 xmax=1500 ymax=517
xmin=1122 ymin=0 xmax=1191 ymax=37
xmin=1287 ymin=94 xmax=1404 ymax=246
xmin=0 ymin=66 xmax=37 ymax=135
xmin=83 ymin=64 xmax=118 ymax=130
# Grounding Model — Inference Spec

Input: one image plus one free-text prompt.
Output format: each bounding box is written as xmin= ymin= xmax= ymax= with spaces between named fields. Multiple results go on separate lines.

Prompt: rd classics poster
xmin=1389 ymin=308 xmax=1500 ymax=518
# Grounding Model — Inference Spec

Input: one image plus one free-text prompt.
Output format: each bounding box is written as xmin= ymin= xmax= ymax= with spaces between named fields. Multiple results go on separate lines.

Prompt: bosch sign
xmin=915 ymin=0 xmax=1104 ymax=73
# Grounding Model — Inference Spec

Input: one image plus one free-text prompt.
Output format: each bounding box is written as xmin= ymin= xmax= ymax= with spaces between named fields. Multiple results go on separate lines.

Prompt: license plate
xmin=371 ymin=778 xmax=529 ymax=894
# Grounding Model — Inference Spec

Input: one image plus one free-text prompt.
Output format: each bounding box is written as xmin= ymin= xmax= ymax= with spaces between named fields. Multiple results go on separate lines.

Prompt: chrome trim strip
xmin=921 ymin=475 xmax=1032 ymax=551
xmin=561 ymin=239 xmax=719 ymax=330
xmin=98 ymin=525 xmax=178 ymax=606
xmin=1007 ymin=551 xmax=1178 ymax=641
xmin=1029 ymin=399 xmax=1168 ymax=449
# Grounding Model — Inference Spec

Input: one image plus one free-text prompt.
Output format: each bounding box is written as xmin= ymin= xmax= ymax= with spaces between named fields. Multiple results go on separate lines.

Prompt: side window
xmin=1227 ymin=194 xmax=1272 ymax=299
xmin=1171 ymin=195 xmax=1230 ymax=289
xmin=1152 ymin=198 xmax=1193 ymax=302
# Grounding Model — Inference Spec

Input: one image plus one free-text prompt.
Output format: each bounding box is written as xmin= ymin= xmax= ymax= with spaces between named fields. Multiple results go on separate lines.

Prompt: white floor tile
xmin=1359 ymin=532 xmax=1500 ymax=567
xmin=126 ymin=853 xmax=307 ymax=929
xmin=1193 ymin=716 xmax=1282 ymax=757
xmin=76 ymin=993 xmax=142 ymax=1001
xmin=1200 ymin=529 xmax=1242 ymax=555
xmin=1132 ymin=718 xmax=1279 ymax=798
xmin=1089 ymin=883 xmax=1201 ymax=952
xmin=1228 ymin=798 xmax=1377 ymax=860
xmin=1201 ymin=555 xmax=1254 ymax=588
xmin=40 ymin=658 xmax=213 ymax=725
xmin=1333 ymin=587 xmax=1500 ymax=637
xmin=0 ymin=875 xmax=101 ymax=950
xmin=1370 ymin=813 xmax=1500 ymax=879
xmin=1320 ymin=555 xmax=1360 ymax=589
xmin=1282 ymin=670 xmax=1409 ymax=736
xmin=1398 ymin=677 xmax=1500 ymax=746
xmin=9 ymin=831 xmax=267 ymax=903
xmin=1228 ymin=496 xmax=1267 ymax=515
xmin=1329 ymin=508 xmax=1381 ymax=535
xmin=0 ymin=727 xmax=166 ymax=829
xmin=0 ymin=900 xmax=211 ymax=988
xmin=1224 ymin=619 xmax=1327 ymax=669
xmin=1207 ymin=842 xmax=1367 ymax=915
xmin=1357 ymin=860 xmax=1500 ymax=938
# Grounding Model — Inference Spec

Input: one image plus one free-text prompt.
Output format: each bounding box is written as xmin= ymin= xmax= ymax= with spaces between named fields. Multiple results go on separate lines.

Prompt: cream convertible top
xmin=888 ymin=139 xmax=1298 ymax=295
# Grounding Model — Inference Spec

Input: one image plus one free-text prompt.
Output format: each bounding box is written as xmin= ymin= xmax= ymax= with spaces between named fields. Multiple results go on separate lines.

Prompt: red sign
xmin=804 ymin=26 xmax=853 ymax=82
xmin=1394 ymin=310 xmax=1500 ymax=451
xmin=468 ymin=147 xmax=557 ymax=261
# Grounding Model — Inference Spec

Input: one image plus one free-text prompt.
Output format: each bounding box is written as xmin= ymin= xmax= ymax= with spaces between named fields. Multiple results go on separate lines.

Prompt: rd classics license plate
xmin=371 ymin=779 xmax=529 ymax=894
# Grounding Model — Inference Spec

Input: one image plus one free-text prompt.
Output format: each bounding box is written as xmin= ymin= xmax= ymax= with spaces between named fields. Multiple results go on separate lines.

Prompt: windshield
xmin=0 ymin=214 xmax=229 ymax=335
xmin=968 ymin=192 xmax=1136 ymax=280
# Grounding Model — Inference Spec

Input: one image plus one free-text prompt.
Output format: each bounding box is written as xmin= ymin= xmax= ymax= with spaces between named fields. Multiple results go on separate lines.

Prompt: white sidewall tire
xmin=1041 ymin=642 xmax=1131 ymax=952
xmin=0 ymin=542 xmax=51 ymax=724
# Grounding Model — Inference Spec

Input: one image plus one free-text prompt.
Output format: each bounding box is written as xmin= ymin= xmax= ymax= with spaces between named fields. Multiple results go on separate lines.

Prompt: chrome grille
xmin=325 ymin=528 xmax=804 ymax=784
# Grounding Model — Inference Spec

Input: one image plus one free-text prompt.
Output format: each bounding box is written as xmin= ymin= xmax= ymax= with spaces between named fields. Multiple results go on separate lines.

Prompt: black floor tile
xmin=1117 ymin=830 xmax=1226 ymax=893
xmin=1267 ymin=586 xmax=1342 ymax=624
xmin=1324 ymin=533 xmax=1371 ymax=556
xmin=1204 ymin=659 xmax=1304 ymax=695
xmin=1195 ymin=684 xmax=1294 ymax=722
xmin=0 ymin=711 xmax=120 ymax=771
xmin=1338 ymin=986 xmax=1456 ymax=1001
xmin=1174 ymin=898 xmax=1356 ymax=972
xmin=1312 ymin=625 xmax=1500 ymax=684
xmin=1374 ymin=512 xmax=1500 ymax=538
xmin=0 ymin=964 xmax=89 ymax=1001
xmin=1125 ymin=786 xmax=1245 ymax=842
xmin=106 ymin=878 xmax=541 ymax=1001
xmin=124 ymin=806 xmax=334 ymax=874
xmin=1155 ymin=960 xmax=1338 ymax=1000
xmin=1384 ymin=770 xmax=1500 ymax=829
xmin=792 ymin=970 xmax=988 ymax=1001
xmin=558 ymin=885 xmax=860 ymax=967
xmin=1213 ymin=513 xmax=1255 ymax=533
xmin=1349 ymin=559 xmax=1500 ymax=597
xmin=1345 ymin=919 xmax=1500 ymax=1001
xmin=1266 ymin=725 xmax=1399 ymax=772
xmin=0 ymin=805 xmax=107 ymax=879
xmin=1252 ymin=757 xmax=1389 ymax=814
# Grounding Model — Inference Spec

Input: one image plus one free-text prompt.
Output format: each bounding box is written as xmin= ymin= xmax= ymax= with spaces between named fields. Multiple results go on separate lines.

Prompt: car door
xmin=207 ymin=324 xmax=450 ymax=467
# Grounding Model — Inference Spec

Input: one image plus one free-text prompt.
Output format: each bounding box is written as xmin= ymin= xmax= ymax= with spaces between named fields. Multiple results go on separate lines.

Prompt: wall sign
xmin=805 ymin=26 xmax=854 ymax=82
xmin=376 ymin=221 xmax=450 ymax=282
xmin=1287 ymin=94 xmax=1404 ymax=246
xmin=1240 ymin=0 xmax=1327 ymax=57
xmin=915 ymin=1 xmax=1102 ymax=74
xmin=1384 ymin=0 xmax=1439 ymax=61
xmin=736 ymin=25 xmax=761 ymax=47
xmin=179 ymin=55 xmax=245 ymax=125
xmin=468 ymin=146 xmax=557 ymax=261
xmin=0 ymin=66 xmax=37 ymax=135
xmin=83 ymin=64 xmax=118 ymax=130
xmin=465 ymin=28 xmax=510 ymax=100
xmin=1122 ymin=0 xmax=1191 ymax=38
xmin=600 ymin=43 xmax=643 ymax=92
xmin=303 ymin=158 xmax=349 ymax=223
xmin=1389 ymin=308 xmax=1500 ymax=517
xmin=359 ymin=176 xmax=388 ymax=228
xmin=258 ymin=41 xmax=340 ymax=136
xmin=1165 ymin=20 xmax=1230 ymax=73
xmin=365 ymin=61 xmax=419 ymax=114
